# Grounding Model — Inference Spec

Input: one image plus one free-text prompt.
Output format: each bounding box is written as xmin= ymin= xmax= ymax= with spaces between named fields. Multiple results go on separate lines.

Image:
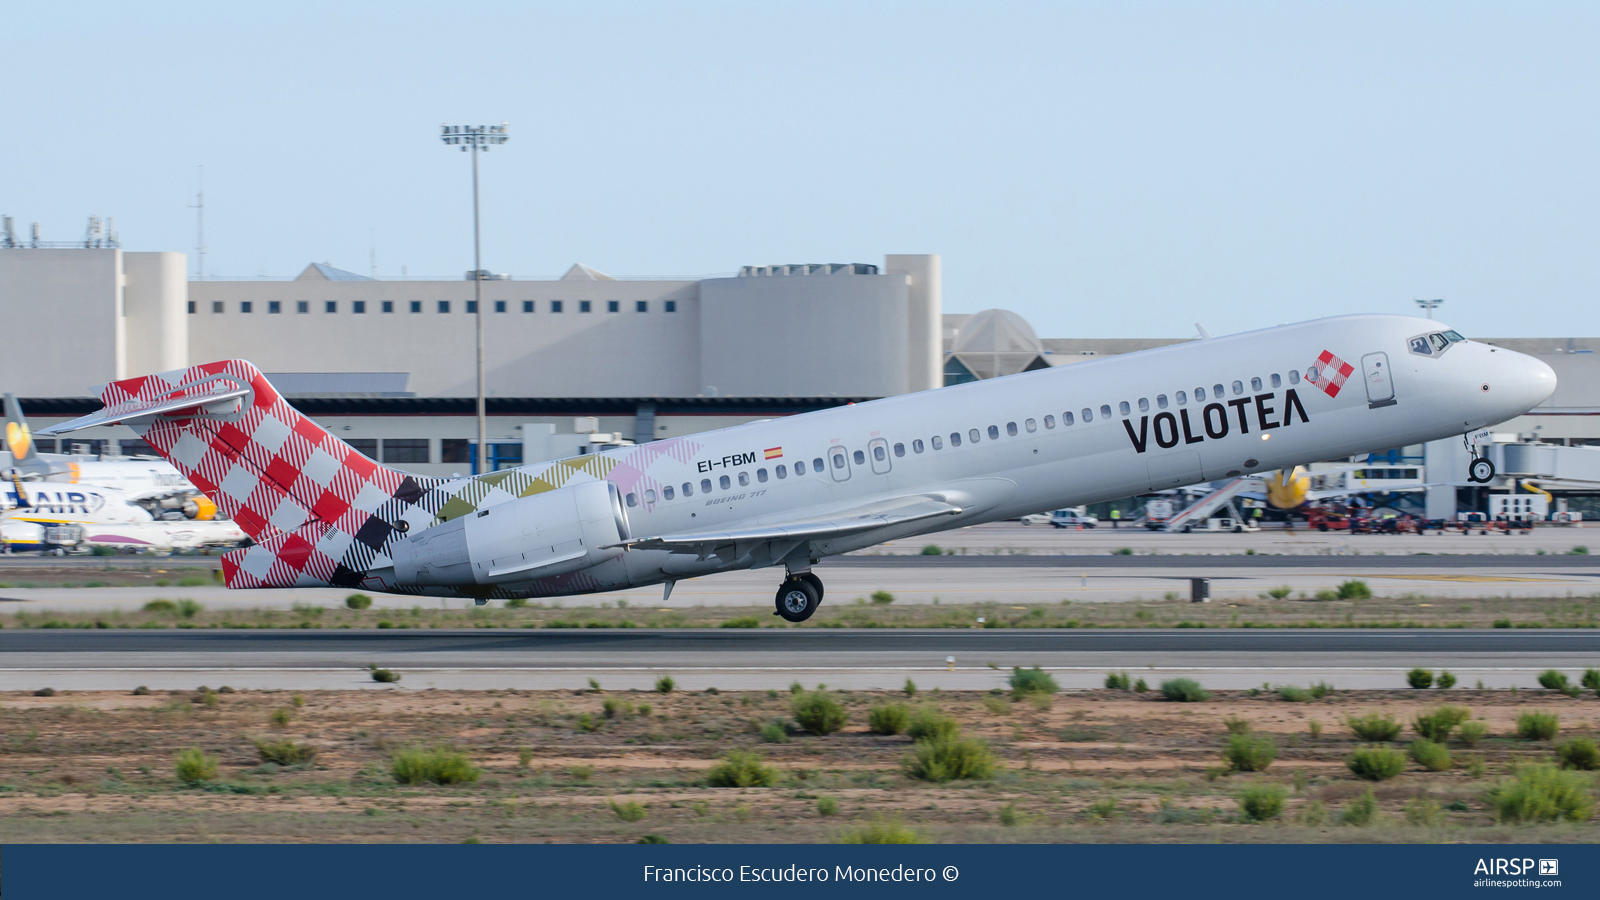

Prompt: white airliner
xmin=40 ymin=314 xmax=1554 ymax=620
xmin=0 ymin=482 xmax=247 ymax=552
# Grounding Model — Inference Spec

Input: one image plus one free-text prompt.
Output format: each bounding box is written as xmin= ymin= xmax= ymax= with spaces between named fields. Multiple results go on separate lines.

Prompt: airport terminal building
xmin=3 ymin=243 xmax=1597 ymax=515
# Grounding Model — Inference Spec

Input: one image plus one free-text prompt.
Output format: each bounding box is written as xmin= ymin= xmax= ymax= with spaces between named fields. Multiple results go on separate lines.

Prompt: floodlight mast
xmin=1414 ymin=298 xmax=1443 ymax=320
xmin=440 ymin=123 xmax=509 ymax=474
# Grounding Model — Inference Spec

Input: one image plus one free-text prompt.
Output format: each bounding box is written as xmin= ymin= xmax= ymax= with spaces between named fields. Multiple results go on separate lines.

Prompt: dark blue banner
xmin=5 ymin=843 xmax=1594 ymax=899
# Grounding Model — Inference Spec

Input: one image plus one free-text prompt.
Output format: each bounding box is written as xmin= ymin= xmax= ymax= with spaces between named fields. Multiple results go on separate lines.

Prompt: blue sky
xmin=5 ymin=2 xmax=1597 ymax=338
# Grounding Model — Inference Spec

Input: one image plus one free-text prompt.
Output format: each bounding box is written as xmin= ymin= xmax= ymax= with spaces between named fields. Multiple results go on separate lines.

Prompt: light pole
xmin=1414 ymin=298 xmax=1443 ymax=319
xmin=441 ymin=123 xmax=509 ymax=474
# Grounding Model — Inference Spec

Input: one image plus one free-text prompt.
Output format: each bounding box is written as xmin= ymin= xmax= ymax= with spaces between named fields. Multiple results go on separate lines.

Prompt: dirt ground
xmin=0 ymin=685 xmax=1596 ymax=843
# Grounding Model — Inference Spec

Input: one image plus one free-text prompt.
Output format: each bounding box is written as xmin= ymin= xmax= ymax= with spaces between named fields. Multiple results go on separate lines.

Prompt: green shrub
xmin=870 ymin=591 xmax=895 ymax=605
xmin=270 ymin=707 xmax=292 ymax=727
xmin=1571 ymin=545 xmax=1590 ymax=555
xmin=1267 ymin=586 xmax=1292 ymax=600
xmin=1341 ymin=788 xmax=1378 ymax=826
xmin=705 ymin=750 xmax=780 ymax=787
xmin=1223 ymin=715 xmax=1251 ymax=735
xmin=1133 ymin=677 xmax=1148 ymax=692
xmin=611 ymin=800 xmax=647 ymax=822
xmin=868 ymin=703 xmax=911 ymax=736
xmin=637 ymin=834 xmax=669 ymax=844
xmin=758 ymin=721 xmax=788 ymax=743
xmin=390 ymin=746 xmax=481 ymax=785
xmin=651 ymin=675 xmax=676 ymax=694
xmin=253 ymin=738 xmax=318 ymax=766
xmin=142 ymin=599 xmax=176 ymax=613
xmin=1309 ymin=681 xmax=1332 ymax=699
xmin=720 ymin=616 xmax=760 ymax=629
xmin=1412 ymin=706 xmax=1470 ymax=742
xmin=1517 ymin=712 xmax=1560 ymax=741
xmin=1406 ymin=667 xmax=1434 ymax=689
xmin=368 ymin=663 xmax=400 ymax=683
xmin=1278 ymin=685 xmax=1311 ymax=703
xmin=1237 ymin=784 xmax=1287 ymax=821
xmin=1557 ymin=737 xmax=1600 ymax=771
xmin=1223 ymin=734 xmax=1278 ymax=772
xmin=1348 ymin=712 xmax=1403 ymax=742
xmin=903 ymin=736 xmax=998 ymax=782
xmin=505 ymin=596 xmax=528 ymax=609
xmin=1582 ymin=668 xmax=1600 ymax=691
xmin=1539 ymin=669 xmax=1572 ymax=691
xmin=920 ymin=545 xmax=943 ymax=556
xmin=1160 ymin=678 xmax=1210 ymax=702
xmin=1409 ymin=739 xmax=1452 ymax=772
xmin=1347 ymin=746 xmax=1407 ymax=781
xmin=1009 ymin=666 xmax=1059 ymax=697
xmin=1104 ymin=671 xmax=1131 ymax=691
xmin=1491 ymin=766 xmax=1594 ymax=823
xmin=790 ymin=692 xmax=848 ymax=735
xmin=568 ymin=765 xmax=594 ymax=781
xmin=345 ymin=593 xmax=373 ymax=610
xmin=817 ymin=795 xmax=840 ymax=816
xmin=1314 ymin=589 xmax=1340 ymax=602
xmin=1337 ymin=579 xmax=1371 ymax=600
xmin=906 ymin=707 xmax=960 ymax=743
xmin=602 ymin=698 xmax=633 ymax=719
xmin=1458 ymin=720 xmax=1489 ymax=746
xmin=175 ymin=747 xmax=217 ymax=785
xmin=1436 ymin=670 xmax=1457 ymax=689
xmin=836 ymin=817 xmax=923 ymax=843
xmin=903 ymin=678 xmax=918 ymax=697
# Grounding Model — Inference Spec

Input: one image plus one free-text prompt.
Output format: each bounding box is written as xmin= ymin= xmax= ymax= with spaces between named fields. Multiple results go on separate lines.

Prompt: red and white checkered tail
xmin=84 ymin=360 xmax=433 ymax=589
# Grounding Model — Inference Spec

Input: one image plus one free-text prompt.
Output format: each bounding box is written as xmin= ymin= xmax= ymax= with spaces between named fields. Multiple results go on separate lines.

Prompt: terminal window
xmin=212 ymin=302 xmax=224 ymax=313
xmin=382 ymin=301 xmax=393 ymax=313
xmin=636 ymin=301 xmax=648 ymax=313
xmin=297 ymin=301 xmax=309 ymax=314
xmin=268 ymin=301 xmax=281 ymax=314
xmin=665 ymin=300 xmax=676 ymax=312
xmin=187 ymin=301 xmax=195 ymax=314
xmin=522 ymin=301 xmax=534 ymax=313
xmin=438 ymin=301 xmax=451 ymax=314
xmin=381 ymin=439 xmax=429 ymax=464
xmin=410 ymin=301 xmax=421 ymax=313
xmin=551 ymin=300 xmax=564 ymax=313
xmin=346 ymin=439 xmax=378 ymax=461
xmin=607 ymin=300 xmax=619 ymax=313
xmin=353 ymin=301 xmax=366 ymax=314
xmin=440 ymin=439 xmax=469 ymax=464
xmin=494 ymin=300 xmax=506 ymax=313
xmin=580 ymin=301 xmax=592 ymax=313
xmin=325 ymin=301 xmax=337 ymax=313
xmin=240 ymin=301 xmax=253 ymax=313
xmin=466 ymin=300 xmax=478 ymax=313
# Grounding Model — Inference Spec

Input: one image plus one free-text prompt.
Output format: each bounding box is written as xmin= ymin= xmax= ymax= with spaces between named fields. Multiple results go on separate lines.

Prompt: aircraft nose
xmin=1487 ymin=349 xmax=1556 ymax=414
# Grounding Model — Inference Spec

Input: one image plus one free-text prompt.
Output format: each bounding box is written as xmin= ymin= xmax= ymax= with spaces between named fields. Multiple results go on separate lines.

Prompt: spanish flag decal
xmin=764 ymin=447 xmax=783 ymax=460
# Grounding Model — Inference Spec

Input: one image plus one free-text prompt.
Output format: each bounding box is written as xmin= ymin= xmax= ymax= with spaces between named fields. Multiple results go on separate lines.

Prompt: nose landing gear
xmin=1468 ymin=457 xmax=1496 ymax=484
xmin=774 ymin=572 xmax=823 ymax=622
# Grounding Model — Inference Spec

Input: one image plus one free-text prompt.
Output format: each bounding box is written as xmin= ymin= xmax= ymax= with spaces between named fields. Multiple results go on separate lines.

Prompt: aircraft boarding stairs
xmin=1162 ymin=478 xmax=1250 ymax=533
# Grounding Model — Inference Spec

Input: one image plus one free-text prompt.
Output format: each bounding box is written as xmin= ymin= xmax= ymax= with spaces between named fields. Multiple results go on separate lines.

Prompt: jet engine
xmin=391 ymin=480 xmax=630 ymax=587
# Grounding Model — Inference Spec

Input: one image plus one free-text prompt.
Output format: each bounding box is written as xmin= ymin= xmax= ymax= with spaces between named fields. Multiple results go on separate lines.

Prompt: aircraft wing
xmin=604 ymin=495 xmax=964 ymax=555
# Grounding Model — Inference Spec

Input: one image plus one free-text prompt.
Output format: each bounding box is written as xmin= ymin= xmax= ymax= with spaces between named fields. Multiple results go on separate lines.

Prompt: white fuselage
xmin=411 ymin=314 xmax=1554 ymax=597
xmin=0 ymin=482 xmax=245 ymax=551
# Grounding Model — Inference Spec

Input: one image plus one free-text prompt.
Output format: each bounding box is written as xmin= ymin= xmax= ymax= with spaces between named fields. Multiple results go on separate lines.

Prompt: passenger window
xmin=833 ymin=450 xmax=847 ymax=469
xmin=969 ymin=428 xmax=981 ymax=443
xmin=1288 ymin=370 xmax=1300 ymax=384
xmin=1024 ymin=419 xmax=1036 ymax=433
xmin=1232 ymin=381 xmax=1244 ymax=395
xmin=738 ymin=472 xmax=749 ymax=486
xmin=830 ymin=448 xmax=851 ymax=481
xmin=1139 ymin=398 xmax=1150 ymax=413
xmin=1155 ymin=396 xmax=1166 ymax=409
xmin=645 ymin=489 xmax=656 ymax=503
xmin=987 ymin=425 xmax=998 ymax=440
xmin=720 ymin=475 xmax=731 ymax=490
xmin=893 ymin=442 xmax=905 ymax=457
xmin=757 ymin=468 xmax=768 ymax=482
xmin=931 ymin=435 xmax=943 ymax=450
xmin=1195 ymin=386 xmax=1206 ymax=401
xmin=873 ymin=445 xmax=886 ymax=461
xmin=1176 ymin=391 xmax=1187 ymax=405
xmin=1081 ymin=408 xmax=1092 ymax=423
xmin=701 ymin=478 xmax=712 ymax=493
xmin=1306 ymin=367 xmax=1319 ymax=382
xmin=913 ymin=439 xmax=925 ymax=453
xmin=1250 ymin=377 xmax=1262 ymax=391
xmin=812 ymin=457 xmax=825 ymax=472
xmin=1100 ymin=404 xmax=1112 ymax=419
xmin=682 ymin=481 xmax=694 ymax=497
xmin=1270 ymin=374 xmax=1281 ymax=389
xmin=1213 ymin=384 xmax=1225 ymax=397
xmin=776 ymin=465 xmax=787 ymax=479
xmin=663 ymin=485 xmax=675 ymax=500
xmin=1043 ymin=415 xmax=1055 ymax=429
xmin=625 ymin=493 xmax=638 ymax=507
xmin=1119 ymin=401 xmax=1131 ymax=416
xmin=853 ymin=449 xmax=865 ymax=465
xmin=950 ymin=432 xmax=962 ymax=447
xmin=1007 ymin=422 xmax=1018 ymax=436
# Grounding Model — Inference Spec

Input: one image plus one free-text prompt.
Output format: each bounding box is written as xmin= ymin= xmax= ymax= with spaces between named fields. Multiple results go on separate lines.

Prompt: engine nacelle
xmin=391 ymin=480 xmax=630 ymax=587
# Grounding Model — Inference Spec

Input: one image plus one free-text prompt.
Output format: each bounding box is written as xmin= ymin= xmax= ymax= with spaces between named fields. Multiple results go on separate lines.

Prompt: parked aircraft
xmin=1 ymin=481 xmax=246 ymax=552
xmin=40 ymin=315 xmax=1554 ymax=620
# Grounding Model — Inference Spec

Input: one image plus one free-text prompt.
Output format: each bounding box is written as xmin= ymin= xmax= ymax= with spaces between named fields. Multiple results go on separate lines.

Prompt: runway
xmin=3 ymin=629 xmax=1596 ymax=692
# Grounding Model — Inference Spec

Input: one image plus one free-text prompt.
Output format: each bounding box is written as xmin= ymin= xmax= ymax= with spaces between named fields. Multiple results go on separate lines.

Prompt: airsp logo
xmin=1473 ymin=858 xmax=1554 ymax=876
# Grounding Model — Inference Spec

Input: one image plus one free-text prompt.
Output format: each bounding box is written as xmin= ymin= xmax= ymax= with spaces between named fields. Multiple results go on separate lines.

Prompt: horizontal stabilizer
xmin=37 ymin=384 xmax=252 ymax=436
xmin=605 ymin=496 xmax=963 ymax=553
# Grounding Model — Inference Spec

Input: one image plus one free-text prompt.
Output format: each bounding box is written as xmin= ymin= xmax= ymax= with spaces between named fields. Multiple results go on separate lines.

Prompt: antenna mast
xmin=188 ymin=166 xmax=206 ymax=280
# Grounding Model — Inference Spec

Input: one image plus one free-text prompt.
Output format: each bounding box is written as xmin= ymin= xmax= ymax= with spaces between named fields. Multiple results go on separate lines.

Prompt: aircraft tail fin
xmin=41 ymin=360 xmax=442 ymax=589
xmin=4 ymin=393 xmax=47 ymax=472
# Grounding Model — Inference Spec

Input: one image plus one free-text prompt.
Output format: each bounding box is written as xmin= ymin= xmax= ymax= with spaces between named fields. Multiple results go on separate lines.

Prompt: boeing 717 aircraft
xmin=40 ymin=314 xmax=1554 ymax=621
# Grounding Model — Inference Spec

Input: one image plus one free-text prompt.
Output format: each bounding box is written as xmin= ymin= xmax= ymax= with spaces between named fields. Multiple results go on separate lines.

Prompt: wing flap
xmin=605 ymin=496 xmax=963 ymax=552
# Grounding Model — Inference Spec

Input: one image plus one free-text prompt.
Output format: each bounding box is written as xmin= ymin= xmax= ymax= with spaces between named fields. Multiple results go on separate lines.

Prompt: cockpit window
xmin=1409 ymin=335 xmax=1433 ymax=356
xmin=1429 ymin=333 xmax=1450 ymax=352
xmin=1442 ymin=330 xmax=1465 ymax=343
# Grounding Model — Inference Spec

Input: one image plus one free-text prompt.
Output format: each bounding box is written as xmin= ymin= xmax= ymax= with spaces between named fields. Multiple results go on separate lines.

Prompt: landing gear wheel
xmin=1468 ymin=457 xmax=1496 ymax=484
xmin=796 ymin=571 xmax=824 ymax=603
xmin=775 ymin=577 xmax=820 ymax=623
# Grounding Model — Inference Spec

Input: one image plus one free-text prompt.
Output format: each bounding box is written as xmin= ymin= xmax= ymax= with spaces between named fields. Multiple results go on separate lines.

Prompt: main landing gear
xmin=774 ymin=572 xmax=824 ymax=622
